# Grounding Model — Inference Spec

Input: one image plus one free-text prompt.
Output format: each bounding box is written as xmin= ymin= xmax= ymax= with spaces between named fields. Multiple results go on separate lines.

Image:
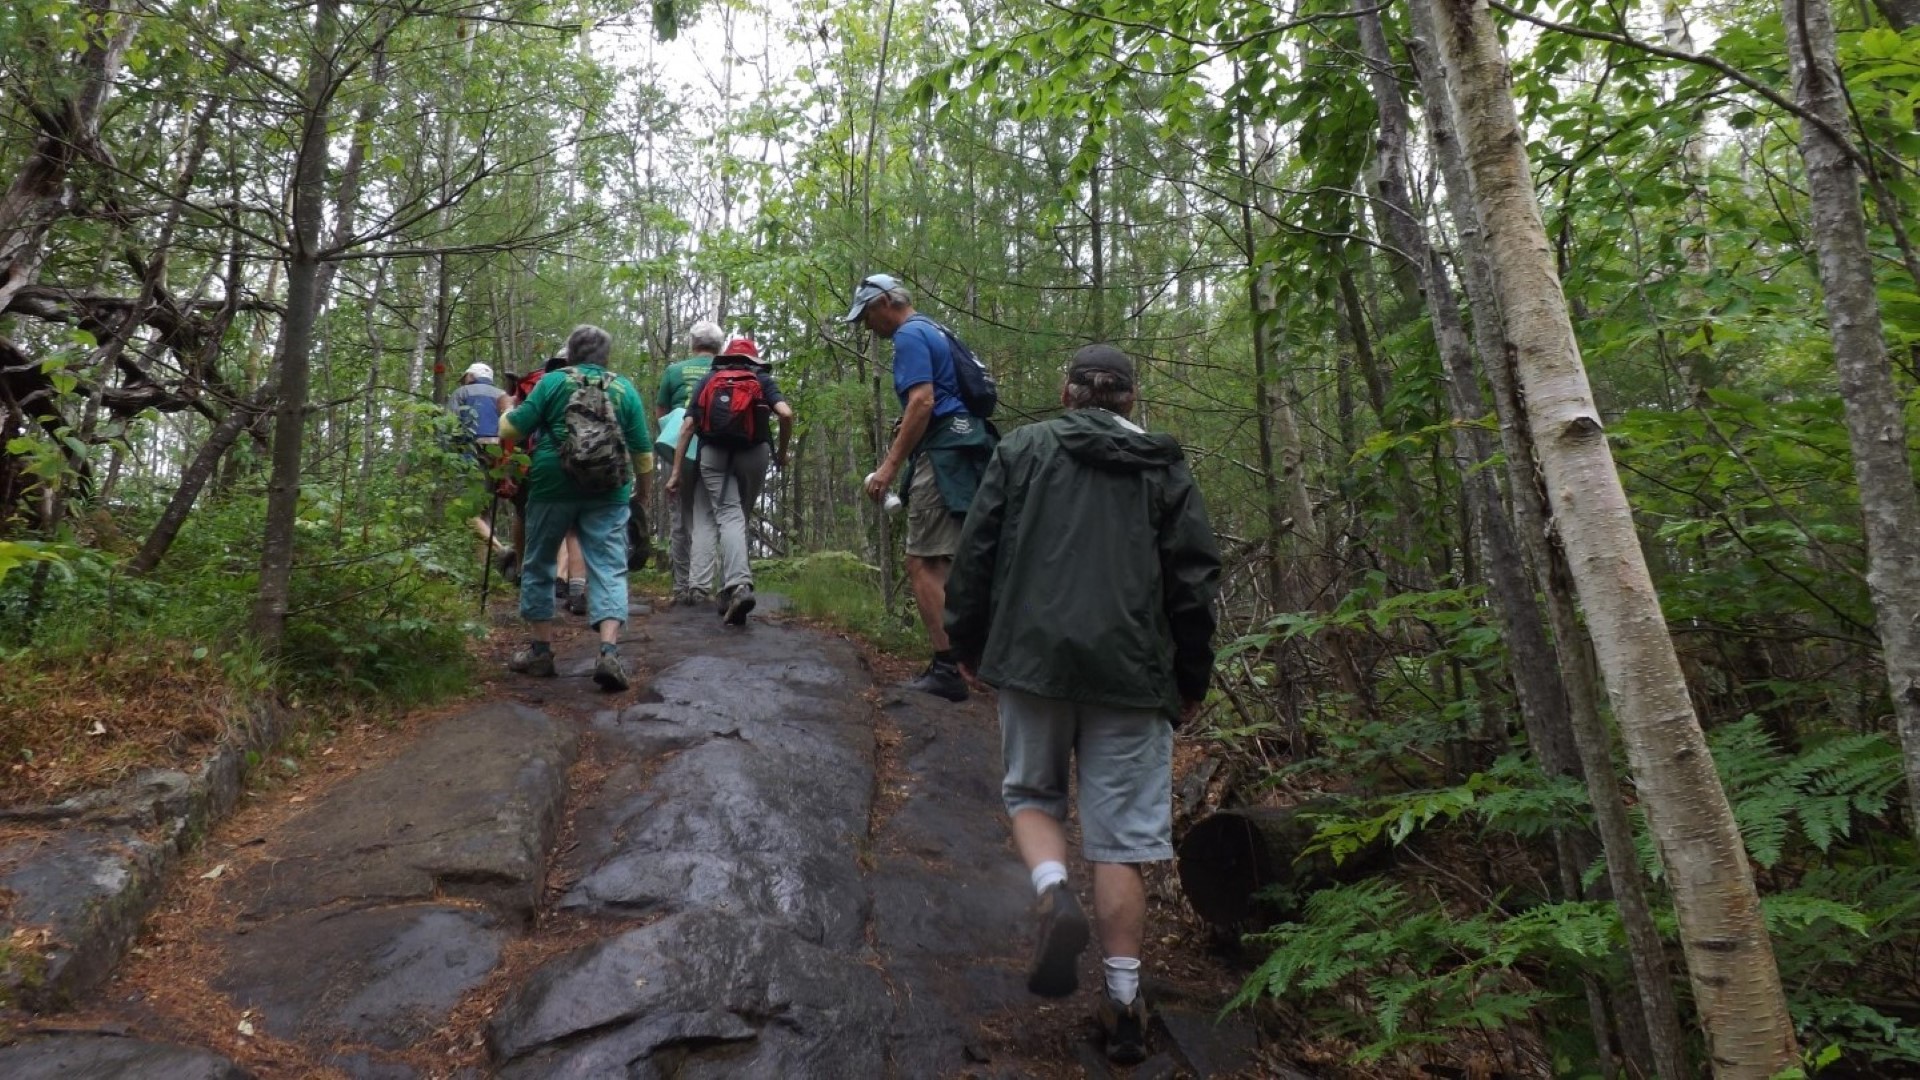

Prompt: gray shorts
xmin=999 ymin=687 xmax=1174 ymax=863
xmin=905 ymin=454 xmax=963 ymax=559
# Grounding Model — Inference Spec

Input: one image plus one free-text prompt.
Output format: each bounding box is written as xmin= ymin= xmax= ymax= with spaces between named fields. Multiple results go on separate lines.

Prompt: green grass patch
xmin=754 ymin=551 xmax=925 ymax=656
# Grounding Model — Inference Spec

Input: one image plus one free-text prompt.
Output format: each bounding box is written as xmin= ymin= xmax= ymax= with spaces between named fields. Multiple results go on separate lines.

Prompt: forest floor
xmin=0 ymin=589 xmax=1279 ymax=1078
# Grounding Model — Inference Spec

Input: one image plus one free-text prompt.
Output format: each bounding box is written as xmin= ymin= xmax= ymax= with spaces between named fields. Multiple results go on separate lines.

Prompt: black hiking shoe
xmin=566 ymin=585 xmax=588 ymax=616
xmin=1026 ymin=883 xmax=1090 ymax=998
xmin=1095 ymin=992 xmax=1149 ymax=1064
xmin=593 ymin=648 xmax=629 ymax=692
xmin=493 ymin=547 xmax=520 ymax=583
xmin=725 ymin=584 xmax=757 ymax=626
xmin=906 ymin=659 xmax=969 ymax=703
xmin=508 ymin=641 xmax=555 ymax=677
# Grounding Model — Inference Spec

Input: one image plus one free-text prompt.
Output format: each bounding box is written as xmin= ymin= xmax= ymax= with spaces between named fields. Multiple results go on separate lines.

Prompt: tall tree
xmin=1779 ymin=0 xmax=1920 ymax=845
xmin=1424 ymin=0 xmax=1797 ymax=1071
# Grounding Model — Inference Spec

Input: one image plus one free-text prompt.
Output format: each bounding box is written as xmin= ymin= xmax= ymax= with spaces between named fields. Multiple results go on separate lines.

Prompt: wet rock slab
xmin=561 ymin=624 xmax=877 ymax=947
xmin=0 ymin=704 xmax=298 ymax=1008
xmin=213 ymin=906 xmax=505 ymax=1050
xmin=231 ymin=702 xmax=576 ymax=922
xmin=0 ymin=830 xmax=164 ymax=1009
xmin=488 ymin=909 xmax=890 ymax=1078
xmin=0 ymin=1031 xmax=251 ymax=1079
xmin=867 ymin=688 xmax=1036 ymax=1078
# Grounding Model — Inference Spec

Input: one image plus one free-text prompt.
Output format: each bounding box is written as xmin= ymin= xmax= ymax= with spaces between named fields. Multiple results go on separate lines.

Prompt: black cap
xmin=1068 ymin=344 xmax=1134 ymax=383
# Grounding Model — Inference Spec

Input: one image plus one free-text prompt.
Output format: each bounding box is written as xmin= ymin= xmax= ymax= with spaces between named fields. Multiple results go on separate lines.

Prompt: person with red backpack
xmin=664 ymin=335 xmax=792 ymax=626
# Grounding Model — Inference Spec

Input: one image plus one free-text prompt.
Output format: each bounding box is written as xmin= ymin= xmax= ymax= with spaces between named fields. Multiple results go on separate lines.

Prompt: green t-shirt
xmin=656 ymin=355 xmax=715 ymax=412
xmin=504 ymin=365 xmax=652 ymax=504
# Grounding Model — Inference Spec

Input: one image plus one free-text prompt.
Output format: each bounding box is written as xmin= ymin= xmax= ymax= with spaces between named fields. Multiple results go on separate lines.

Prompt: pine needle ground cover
xmin=0 ymin=644 xmax=232 ymax=804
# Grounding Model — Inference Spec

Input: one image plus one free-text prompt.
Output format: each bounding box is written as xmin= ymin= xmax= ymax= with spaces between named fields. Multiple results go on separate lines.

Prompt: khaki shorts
xmin=904 ymin=454 xmax=963 ymax=559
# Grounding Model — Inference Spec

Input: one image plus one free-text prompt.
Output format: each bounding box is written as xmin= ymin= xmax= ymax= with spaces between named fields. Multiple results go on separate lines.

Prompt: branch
xmin=1488 ymin=0 xmax=1881 ymax=177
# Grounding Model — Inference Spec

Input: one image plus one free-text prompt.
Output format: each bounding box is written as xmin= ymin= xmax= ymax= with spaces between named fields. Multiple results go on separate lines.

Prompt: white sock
xmin=1105 ymin=957 xmax=1141 ymax=1005
xmin=1030 ymin=861 xmax=1067 ymax=896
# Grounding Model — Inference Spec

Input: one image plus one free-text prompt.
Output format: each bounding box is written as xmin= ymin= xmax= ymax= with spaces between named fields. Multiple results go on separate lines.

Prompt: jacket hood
xmin=1054 ymin=409 xmax=1184 ymax=471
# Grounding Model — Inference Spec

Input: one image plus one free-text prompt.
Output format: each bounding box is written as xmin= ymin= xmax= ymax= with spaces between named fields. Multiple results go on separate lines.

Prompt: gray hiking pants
xmin=695 ymin=442 xmax=770 ymax=593
xmin=659 ymin=449 xmax=714 ymax=593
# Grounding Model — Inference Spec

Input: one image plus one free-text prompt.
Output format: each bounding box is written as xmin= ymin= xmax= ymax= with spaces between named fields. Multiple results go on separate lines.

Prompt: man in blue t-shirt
xmin=843 ymin=272 xmax=994 ymax=703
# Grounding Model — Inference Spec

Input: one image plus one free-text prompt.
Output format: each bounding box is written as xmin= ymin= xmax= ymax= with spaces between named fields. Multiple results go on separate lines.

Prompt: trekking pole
xmin=479 ymin=490 xmax=501 ymax=615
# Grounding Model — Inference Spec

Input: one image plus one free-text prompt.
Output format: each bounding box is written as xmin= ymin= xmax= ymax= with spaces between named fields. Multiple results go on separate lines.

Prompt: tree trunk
xmin=1871 ymin=0 xmax=1920 ymax=29
xmin=0 ymin=1 xmax=136 ymax=313
xmin=1352 ymin=0 xmax=1583 ymax=782
xmin=130 ymin=386 xmax=271 ymax=575
xmin=1405 ymin=4 xmax=1696 ymax=1071
xmin=1781 ymin=0 xmax=1920 ymax=844
xmin=250 ymin=0 xmax=339 ymax=647
xmin=1426 ymin=0 xmax=1797 ymax=1073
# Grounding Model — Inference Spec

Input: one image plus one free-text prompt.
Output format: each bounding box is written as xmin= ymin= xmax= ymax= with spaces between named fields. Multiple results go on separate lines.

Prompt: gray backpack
xmin=558 ymin=371 xmax=632 ymax=494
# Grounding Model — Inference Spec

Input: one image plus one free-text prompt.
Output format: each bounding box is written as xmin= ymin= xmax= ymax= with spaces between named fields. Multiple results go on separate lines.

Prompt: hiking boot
xmin=906 ymin=659 xmax=969 ymax=703
xmin=1095 ymin=992 xmax=1149 ymax=1065
xmin=689 ymin=588 xmax=712 ymax=609
xmin=715 ymin=586 xmax=733 ymax=617
xmin=725 ymin=584 xmax=757 ymax=626
xmin=593 ymin=648 xmax=629 ymax=692
xmin=1026 ymin=883 xmax=1090 ymax=998
xmin=566 ymin=585 xmax=588 ymax=616
xmin=508 ymin=641 xmax=555 ymax=677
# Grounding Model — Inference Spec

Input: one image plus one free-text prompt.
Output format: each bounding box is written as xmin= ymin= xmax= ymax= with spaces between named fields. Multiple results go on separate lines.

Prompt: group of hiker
xmin=444 ymin=273 xmax=1223 ymax=1066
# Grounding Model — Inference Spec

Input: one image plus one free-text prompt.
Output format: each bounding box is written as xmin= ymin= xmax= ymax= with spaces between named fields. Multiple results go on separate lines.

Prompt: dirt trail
xmin=0 ymin=599 xmax=1262 ymax=1078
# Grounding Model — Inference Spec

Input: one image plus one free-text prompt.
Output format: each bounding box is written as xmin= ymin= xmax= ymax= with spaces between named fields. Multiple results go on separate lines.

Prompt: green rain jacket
xmin=945 ymin=408 xmax=1222 ymax=717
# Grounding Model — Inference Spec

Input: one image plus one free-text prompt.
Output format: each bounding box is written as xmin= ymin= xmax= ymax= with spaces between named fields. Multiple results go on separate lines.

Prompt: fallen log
xmin=1176 ymin=803 xmax=1393 ymax=929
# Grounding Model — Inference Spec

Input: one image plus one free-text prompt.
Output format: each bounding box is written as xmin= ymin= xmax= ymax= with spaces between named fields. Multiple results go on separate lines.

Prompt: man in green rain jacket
xmin=945 ymin=343 xmax=1220 ymax=1066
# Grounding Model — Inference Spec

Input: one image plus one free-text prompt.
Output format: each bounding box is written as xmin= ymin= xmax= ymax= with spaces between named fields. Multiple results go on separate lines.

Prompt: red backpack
xmin=691 ymin=364 xmax=768 ymax=446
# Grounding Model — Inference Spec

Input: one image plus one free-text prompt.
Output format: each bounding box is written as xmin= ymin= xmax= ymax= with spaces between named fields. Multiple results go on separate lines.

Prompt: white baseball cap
xmin=465 ymin=362 xmax=494 ymax=381
xmin=841 ymin=273 xmax=901 ymax=323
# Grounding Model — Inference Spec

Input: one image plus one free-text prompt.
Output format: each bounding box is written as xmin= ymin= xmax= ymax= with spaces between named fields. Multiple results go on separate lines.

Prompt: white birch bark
xmin=1780 ymin=0 xmax=1920 ymax=845
xmin=1424 ymin=0 xmax=1797 ymax=1072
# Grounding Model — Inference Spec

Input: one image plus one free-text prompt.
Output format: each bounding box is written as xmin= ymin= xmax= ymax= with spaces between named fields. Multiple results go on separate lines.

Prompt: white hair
xmin=688 ymin=320 xmax=725 ymax=354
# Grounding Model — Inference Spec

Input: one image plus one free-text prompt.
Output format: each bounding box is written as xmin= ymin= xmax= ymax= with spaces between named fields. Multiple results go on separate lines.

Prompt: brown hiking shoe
xmin=508 ymin=641 xmax=555 ymax=677
xmin=1095 ymin=992 xmax=1149 ymax=1064
xmin=1026 ymin=883 xmax=1090 ymax=998
xmin=593 ymin=648 xmax=629 ymax=692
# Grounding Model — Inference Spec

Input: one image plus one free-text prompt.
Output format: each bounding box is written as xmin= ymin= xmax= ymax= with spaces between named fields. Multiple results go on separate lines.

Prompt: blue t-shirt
xmin=892 ymin=317 xmax=966 ymax=420
xmin=447 ymin=380 xmax=507 ymax=438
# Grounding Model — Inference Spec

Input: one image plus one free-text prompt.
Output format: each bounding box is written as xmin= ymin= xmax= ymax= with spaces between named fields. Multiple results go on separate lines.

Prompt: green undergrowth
xmin=1 ymin=474 xmax=490 ymax=798
xmin=1229 ymin=724 xmax=1920 ymax=1073
xmin=753 ymin=550 xmax=925 ymax=656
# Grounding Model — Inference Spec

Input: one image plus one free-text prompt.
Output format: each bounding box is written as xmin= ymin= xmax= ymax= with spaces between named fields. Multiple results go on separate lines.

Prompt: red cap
xmin=718 ymin=336 xmax=761 ymax=362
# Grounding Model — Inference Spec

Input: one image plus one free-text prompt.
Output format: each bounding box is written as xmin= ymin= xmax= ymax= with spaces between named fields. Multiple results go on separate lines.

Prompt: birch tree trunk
xmin=1425 ymin=0 xmax=1796 ymax=1072
xmin=1780 ymin=0 xmax=1920 ymax=843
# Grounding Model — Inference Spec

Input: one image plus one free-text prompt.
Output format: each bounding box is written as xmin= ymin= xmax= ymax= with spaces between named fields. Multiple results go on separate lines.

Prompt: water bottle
xmin=867 ymin=472 xmax=905 ymax=515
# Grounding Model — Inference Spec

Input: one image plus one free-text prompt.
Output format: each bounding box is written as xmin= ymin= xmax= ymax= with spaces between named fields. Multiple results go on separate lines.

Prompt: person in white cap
xmin=446 ymin=361 xmax=514 ymax=570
